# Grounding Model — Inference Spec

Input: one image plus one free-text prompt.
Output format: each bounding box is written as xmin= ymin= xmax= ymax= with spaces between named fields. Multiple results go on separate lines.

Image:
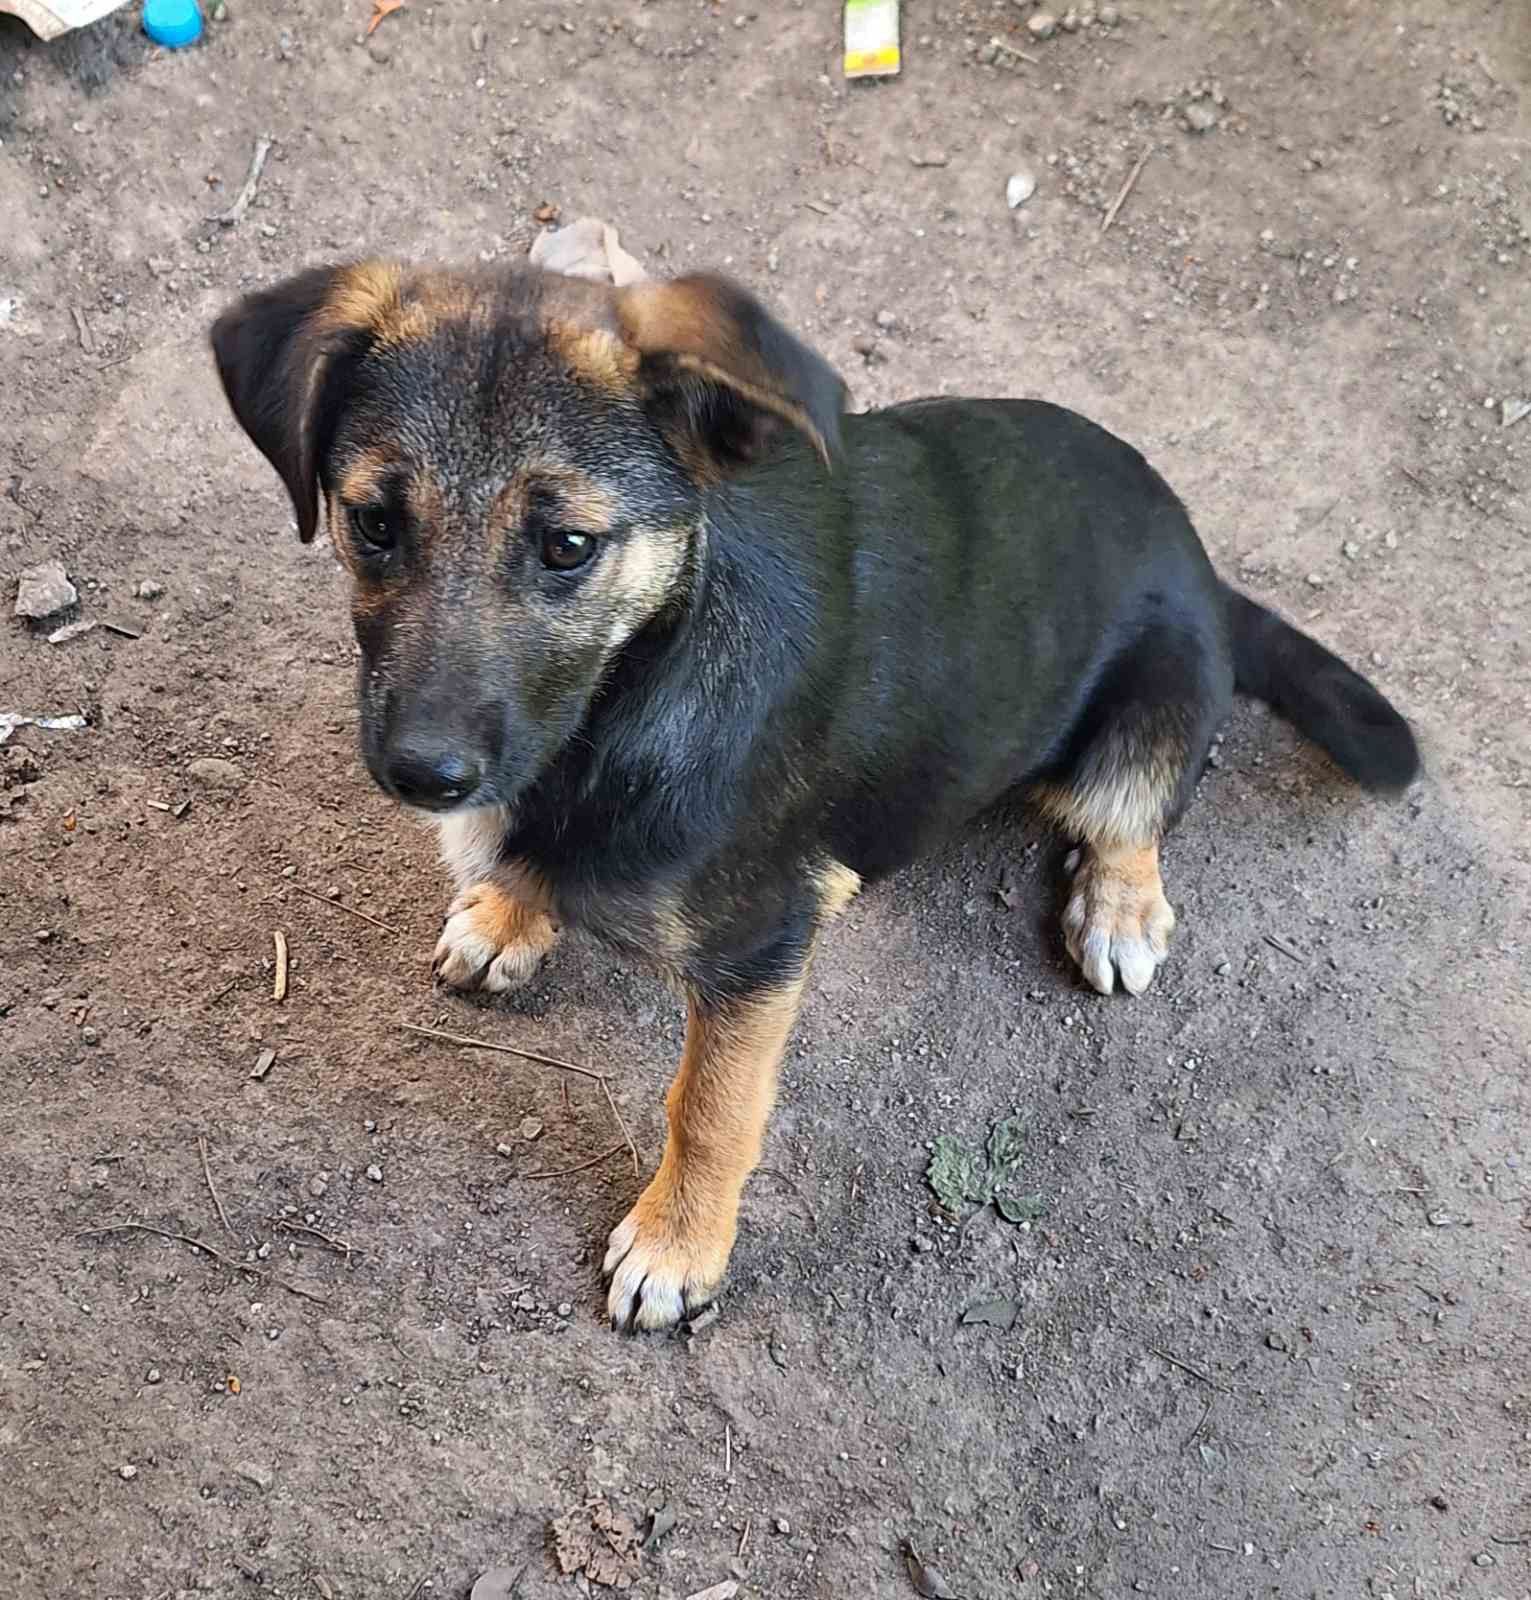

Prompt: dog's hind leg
xmin=1033 ymin=620 xmax=1231 ymax=996
xmin=431 ymin=808 xmax=560 ymax=992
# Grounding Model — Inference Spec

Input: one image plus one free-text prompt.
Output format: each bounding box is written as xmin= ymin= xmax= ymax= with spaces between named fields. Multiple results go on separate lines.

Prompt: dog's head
xmin=209 ymin=261 xmax=844 ymax=814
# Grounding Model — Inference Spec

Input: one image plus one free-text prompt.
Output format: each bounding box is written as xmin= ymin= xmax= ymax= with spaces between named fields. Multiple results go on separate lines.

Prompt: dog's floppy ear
xmin=615 ymin=273 xmax=846 ymax=476
xmin=209 ymin=264 xmax=386 ymax=542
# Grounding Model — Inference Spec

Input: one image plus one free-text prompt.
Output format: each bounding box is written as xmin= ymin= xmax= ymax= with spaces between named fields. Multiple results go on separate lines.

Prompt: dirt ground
xmin=2 ymin=1 xmax=1529 ymax=1596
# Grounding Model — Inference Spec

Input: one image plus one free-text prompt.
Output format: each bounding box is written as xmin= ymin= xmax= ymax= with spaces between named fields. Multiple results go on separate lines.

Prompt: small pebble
xmin=119 ymin=1464 xmax=137 ymax=1481
xmin=135 ymin=579 xmax=165 ymax=601
xmin=81 ymin=1026 xmax=99 ymax=1045
xmin=309 ymin=1176 xmax=328 ymax=1198
xmin=366 ymin=1164 xmax=383 ymax=1183
xmin=519 ymin=1117 xmax=543 ymax=1142
xmin=146 ymin=1367 xmax=161 ymax=1384
xmin=1027 ymin=11 xmax=1057 ymax=38
xmin=1305 ymin=573 xmax=1324 ymax=588
xmin=1006 ymin=170 xmax=1037 ymax=209
xmin=874 ymin=308 xmax=897 ymax=331
xmin=774 ymin=1517 xmax=792 ymax=1535
xmin=1215 ymin=960 xmax=1232 ymax=976
xmin=188 ymin=757 xmax=245 ymax=790
xmin=1184 ymin=103 xmax=1218 ymax=134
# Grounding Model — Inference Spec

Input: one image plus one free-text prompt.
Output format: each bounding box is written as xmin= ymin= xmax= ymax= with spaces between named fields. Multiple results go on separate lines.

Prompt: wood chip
xmin=251 ymin=1048 xmax=277 ymax=1081
xmin=272 ymin=931 xmax=289 ymax=1002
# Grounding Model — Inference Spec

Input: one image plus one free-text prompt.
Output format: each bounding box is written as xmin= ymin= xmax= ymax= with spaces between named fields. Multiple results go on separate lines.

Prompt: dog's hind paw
xmin=1062 ymin=842 xmax=1176 ymax=997
xmin=432 ymin=882 xmax=559 ymax=993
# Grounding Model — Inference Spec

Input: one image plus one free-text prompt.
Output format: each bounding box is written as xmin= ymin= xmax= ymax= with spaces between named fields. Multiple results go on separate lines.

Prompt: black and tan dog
xmin=210 ymin=261 xmax=1418 ymax=1331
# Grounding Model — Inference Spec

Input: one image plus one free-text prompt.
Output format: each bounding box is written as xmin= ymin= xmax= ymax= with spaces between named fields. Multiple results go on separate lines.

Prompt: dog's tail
xmin=1224 ymin=585 xmax=1420 ymax=793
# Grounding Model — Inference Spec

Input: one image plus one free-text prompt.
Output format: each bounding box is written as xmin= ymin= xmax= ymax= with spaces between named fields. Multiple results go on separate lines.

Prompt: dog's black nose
xmin=384 ymin=743 xmax=482 ymax=811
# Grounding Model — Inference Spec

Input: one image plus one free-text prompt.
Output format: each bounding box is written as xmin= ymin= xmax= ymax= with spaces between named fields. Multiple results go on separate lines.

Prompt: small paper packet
xmin=844 ymin=0 xmax=900 ymax=79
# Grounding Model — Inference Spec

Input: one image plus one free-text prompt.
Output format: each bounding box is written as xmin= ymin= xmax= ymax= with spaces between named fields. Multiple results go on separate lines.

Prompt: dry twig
xmin=274 ymin=1218 xmax=356 ymax=1256
xmin=402 ymin=1022 xmax=642 ymax=1175
xmin=76 ymin=1221 xmax=326 ymax=1305
xmin=209 ymin=136 xmax=273 ymax=226
xmin=272 ymin=930 xmax=289 ymax=1002
xmin=518 ymin=1141 xmax=627 ymax=1181
xmin=991 ymin=36 xmax=1040 ymax=64
xmin=1150 ymin=1346 xmax=1226 ymax=1391
xmin=198 ymin=1136 xmax=237 ymax=1239
xmin=276 ymin=876 xmax=401 ymax=935
xmin=1102 ymin=148 xmax=1150 ymax=233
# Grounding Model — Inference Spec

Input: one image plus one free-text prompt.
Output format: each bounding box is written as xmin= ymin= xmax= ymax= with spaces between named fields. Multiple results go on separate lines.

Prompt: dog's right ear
xmin=209 ymin=264 xmax=383 ymax=543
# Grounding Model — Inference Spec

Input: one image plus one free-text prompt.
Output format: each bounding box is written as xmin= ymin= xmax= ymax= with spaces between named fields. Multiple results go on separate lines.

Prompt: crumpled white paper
xmin=528 ymin=217 xmax=647 ymax=287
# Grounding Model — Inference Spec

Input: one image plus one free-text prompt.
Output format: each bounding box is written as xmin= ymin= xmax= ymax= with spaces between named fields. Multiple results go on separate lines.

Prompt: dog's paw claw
xmin=432 ymin=883 xmax=557 ymax=994
xmin=1063 ymin=847 xmax=1175 ymax=997
xmin=603 ymin=1198 xmax=728 ymax=1334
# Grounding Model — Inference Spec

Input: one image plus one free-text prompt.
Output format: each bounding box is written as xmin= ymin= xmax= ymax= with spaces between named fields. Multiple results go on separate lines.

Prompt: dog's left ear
xmin=615 ymin=273 xmax=846 ymax=476
xmin=210 ymin=264 xmax=384 ymax=542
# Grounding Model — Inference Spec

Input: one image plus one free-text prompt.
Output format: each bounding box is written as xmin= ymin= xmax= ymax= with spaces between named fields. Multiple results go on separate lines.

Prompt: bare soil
xmin=2 ymin=2 xmax=1529 ymax=1598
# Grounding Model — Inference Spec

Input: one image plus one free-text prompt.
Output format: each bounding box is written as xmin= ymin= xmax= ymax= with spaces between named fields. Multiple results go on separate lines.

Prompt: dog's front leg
xmin=604 ymin=973 xmax=806 ymax=1332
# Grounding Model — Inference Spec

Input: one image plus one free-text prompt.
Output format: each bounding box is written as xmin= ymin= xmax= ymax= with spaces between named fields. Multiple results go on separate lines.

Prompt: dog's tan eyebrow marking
xmin=516 ymin=468 xmax=624 ymax=535
xmin=404 ymin=467 xmax=448 ymax=544
xmin=336 ymin=448 xmax=400 ymax=506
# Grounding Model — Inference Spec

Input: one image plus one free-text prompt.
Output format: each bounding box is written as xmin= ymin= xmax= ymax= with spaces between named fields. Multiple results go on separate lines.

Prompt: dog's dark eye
xmin=540 ymin=530 xmax=597 ymax=573
xmin=350 ymin=505 xmax=396 ymax=552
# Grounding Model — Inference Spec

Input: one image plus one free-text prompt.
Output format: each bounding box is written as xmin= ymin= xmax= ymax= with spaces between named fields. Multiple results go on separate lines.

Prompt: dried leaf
xmin=960 ymin=1297 xmax=1020 ymax=1331
xmin=984 ymin=1117 xmax=1027 ymax=1176
xmin=926 ymin=1135 xmax=991 ymax=1211
xmin=642 ymin=1504 xmax=676 ymax=1550
xmin=551 ymin=1498 xmax=641 ymax=1589
xmin=905 ymin=1543 xmax=958 ymax=1598
xmin=366 ymin=0 xmax=403 ymax=36
xmin=226 ymin=1374 xmax=241 ymax=1395
xmin=995 ymin=1191 xmax=1046 ymax=1224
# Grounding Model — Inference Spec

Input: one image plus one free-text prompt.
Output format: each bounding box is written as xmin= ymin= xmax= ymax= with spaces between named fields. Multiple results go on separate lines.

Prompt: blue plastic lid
xmin=143 ymin=0 xmax=203 ymax=48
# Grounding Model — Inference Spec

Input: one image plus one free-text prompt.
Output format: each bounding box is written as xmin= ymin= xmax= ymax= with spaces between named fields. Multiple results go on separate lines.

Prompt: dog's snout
xmin=384 ymin=740 xmax=483 ymax=811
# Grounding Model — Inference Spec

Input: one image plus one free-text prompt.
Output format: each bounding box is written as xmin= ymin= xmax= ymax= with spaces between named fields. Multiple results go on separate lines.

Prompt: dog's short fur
xmin=211 ymin=261 xmax=1420 ymax=1331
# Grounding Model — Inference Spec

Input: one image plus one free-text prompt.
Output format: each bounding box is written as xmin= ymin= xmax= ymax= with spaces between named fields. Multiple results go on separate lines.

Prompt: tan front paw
xmin=1062 ymin=844 xmax=1176 ymax=997
xmin=432 ymin=882 xmax=559 ymax=993
xmin=603 ymin=1177 xmax=735 ymax=1333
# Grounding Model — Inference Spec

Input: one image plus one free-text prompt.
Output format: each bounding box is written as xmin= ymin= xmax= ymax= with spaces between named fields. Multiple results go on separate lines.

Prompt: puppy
xmin=210 ymin=262 xmax=1419 ymax=1331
